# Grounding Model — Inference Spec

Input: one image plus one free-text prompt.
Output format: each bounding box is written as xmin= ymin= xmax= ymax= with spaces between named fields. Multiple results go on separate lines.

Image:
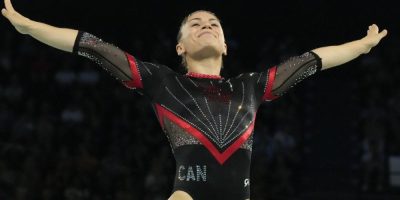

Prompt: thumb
xmin=1 ymin=8 xmax=8 ymax=18
xmin=379 ymin=29 xmax=388 ymax=39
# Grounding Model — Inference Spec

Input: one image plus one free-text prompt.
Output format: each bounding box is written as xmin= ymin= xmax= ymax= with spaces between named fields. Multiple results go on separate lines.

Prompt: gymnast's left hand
xmin=361 ymin=24 xmax=388 ymax=54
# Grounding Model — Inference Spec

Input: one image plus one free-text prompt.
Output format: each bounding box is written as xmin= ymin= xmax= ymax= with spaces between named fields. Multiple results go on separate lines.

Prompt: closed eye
xmin=191 ymin=23 xmax=200 ymax=27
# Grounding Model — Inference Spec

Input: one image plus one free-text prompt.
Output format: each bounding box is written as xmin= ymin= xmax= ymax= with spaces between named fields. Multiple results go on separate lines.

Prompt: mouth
xmin=198 ymin=32 xmax=216 ymax=38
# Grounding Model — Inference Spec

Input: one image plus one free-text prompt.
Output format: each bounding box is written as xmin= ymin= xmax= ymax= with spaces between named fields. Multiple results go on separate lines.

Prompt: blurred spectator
xmin=359 ymin=98 xmax=387 ymax=192
xmin=268 ymin=127 xmax=300 ymax=196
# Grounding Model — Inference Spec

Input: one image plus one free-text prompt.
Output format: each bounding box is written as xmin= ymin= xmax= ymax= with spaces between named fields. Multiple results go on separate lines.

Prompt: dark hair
xmin=176 ymin=10 xmax=221 ymax=68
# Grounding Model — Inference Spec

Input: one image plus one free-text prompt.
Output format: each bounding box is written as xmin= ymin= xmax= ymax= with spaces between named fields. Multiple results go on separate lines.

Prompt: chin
xmin=193 ymin=44 xmax=223 ymax=59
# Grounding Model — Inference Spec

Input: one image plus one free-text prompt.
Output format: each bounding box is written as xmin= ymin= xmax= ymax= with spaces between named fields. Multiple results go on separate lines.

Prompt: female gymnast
xmin=2 ymin=0 xmax=388 ymax=199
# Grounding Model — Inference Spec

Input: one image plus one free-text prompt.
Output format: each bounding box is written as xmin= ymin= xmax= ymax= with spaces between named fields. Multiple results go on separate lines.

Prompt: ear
xmin=223 ymin=43 xmax=228 ymax=56
xmin=176 ymin=42 xmax=185 ymax=56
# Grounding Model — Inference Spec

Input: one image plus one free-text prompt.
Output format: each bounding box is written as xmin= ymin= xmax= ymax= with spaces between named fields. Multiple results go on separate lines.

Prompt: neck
xmin=186 ymin=56 xmax=222 ymax=76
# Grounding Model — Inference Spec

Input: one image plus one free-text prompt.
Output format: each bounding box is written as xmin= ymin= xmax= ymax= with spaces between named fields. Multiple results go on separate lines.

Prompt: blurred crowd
xmin=0 ymin=15 xmax=400 ymax=200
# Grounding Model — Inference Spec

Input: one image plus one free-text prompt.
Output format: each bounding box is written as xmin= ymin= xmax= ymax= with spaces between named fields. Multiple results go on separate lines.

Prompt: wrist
xmin=358 ymin=38 xmax=373 ymax=54
xmin=26 ymin=19 xmax=39 ymax=35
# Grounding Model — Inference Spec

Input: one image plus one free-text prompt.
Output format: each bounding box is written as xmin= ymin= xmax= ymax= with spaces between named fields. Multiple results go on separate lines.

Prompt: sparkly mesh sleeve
xmin=72 ymin=31 xmax=172 ymax=98
xmin=256 ymin=51 xmax=322 ymax=101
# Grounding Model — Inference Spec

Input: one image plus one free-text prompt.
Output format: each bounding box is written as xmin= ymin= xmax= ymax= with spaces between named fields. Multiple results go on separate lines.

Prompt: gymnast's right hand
xmin=1 ymin=0 xmax=78 ymax=52
xmin=2 ymin=0 xmax=32 ymax=34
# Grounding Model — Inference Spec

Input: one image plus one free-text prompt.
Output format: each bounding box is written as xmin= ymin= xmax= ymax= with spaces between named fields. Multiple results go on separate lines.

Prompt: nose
xmin=201 ymin=23 xmax=212 ymax=30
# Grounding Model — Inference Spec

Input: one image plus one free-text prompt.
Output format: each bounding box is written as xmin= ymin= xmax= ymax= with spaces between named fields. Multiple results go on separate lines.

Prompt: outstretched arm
xmin=2 ymin=0 xmax=173 ymax=97
xmin=1 ymin=0 xmax=78 ymax=52
xmin=312 ymin=24 xmax=388 ymax=70
xmin=258 ymin=25 xmax=388 ymax=101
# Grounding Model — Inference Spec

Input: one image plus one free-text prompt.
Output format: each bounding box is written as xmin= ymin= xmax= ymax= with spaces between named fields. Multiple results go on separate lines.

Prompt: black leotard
xmin=73 ymin=31 xmax=322 ymax=200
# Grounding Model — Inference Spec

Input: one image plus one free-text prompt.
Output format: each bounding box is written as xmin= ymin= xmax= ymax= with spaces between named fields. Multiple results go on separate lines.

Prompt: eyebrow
xmin=189 ymin=18 xmax=220 ymax=23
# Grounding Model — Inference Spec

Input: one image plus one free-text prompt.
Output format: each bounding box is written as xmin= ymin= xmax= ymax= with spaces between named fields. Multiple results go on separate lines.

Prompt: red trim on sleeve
xmin=155 ymin=104 xmax=254 ymax=165
xmin=122 ymin=53 xmax=143 ymax=89
xmin=262 ymin=66 xmax=279 ymax=101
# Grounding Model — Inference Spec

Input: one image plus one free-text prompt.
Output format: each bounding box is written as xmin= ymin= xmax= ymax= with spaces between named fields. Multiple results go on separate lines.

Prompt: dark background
xmin=0 ymin=0 xmax=399 ymax=199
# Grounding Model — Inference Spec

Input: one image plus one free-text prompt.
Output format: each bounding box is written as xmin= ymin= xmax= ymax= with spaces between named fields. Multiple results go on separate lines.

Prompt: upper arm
xmin=252 ymin=51 xmax=322 ymax=102
xmin=72 ymin=31 xmax=173 ymax=99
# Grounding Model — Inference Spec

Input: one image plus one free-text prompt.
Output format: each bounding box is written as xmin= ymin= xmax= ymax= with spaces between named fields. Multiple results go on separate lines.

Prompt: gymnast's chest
xmin=156 ymin=76 xmax=253 ymax=115
xmin=153 ymin=76 xmax=257 ymax=158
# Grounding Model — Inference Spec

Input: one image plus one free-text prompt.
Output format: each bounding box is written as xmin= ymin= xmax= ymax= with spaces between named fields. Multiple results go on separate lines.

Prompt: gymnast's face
xmin=176 ymin=11 xmax=227 ymax=60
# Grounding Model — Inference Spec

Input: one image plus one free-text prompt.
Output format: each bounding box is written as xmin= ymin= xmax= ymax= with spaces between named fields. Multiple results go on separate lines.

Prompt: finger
xmin=369 ymin=24 xmax=379 ymax=33
xmin=4 ymin=0 xmax=15 ymax=12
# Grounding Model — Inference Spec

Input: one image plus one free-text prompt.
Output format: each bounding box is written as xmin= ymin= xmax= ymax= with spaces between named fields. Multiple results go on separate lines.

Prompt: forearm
xmin=311 ymin=39 xmax=369 ymax=70
xmin=27 ymin=20 xmax=78 ymax=52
